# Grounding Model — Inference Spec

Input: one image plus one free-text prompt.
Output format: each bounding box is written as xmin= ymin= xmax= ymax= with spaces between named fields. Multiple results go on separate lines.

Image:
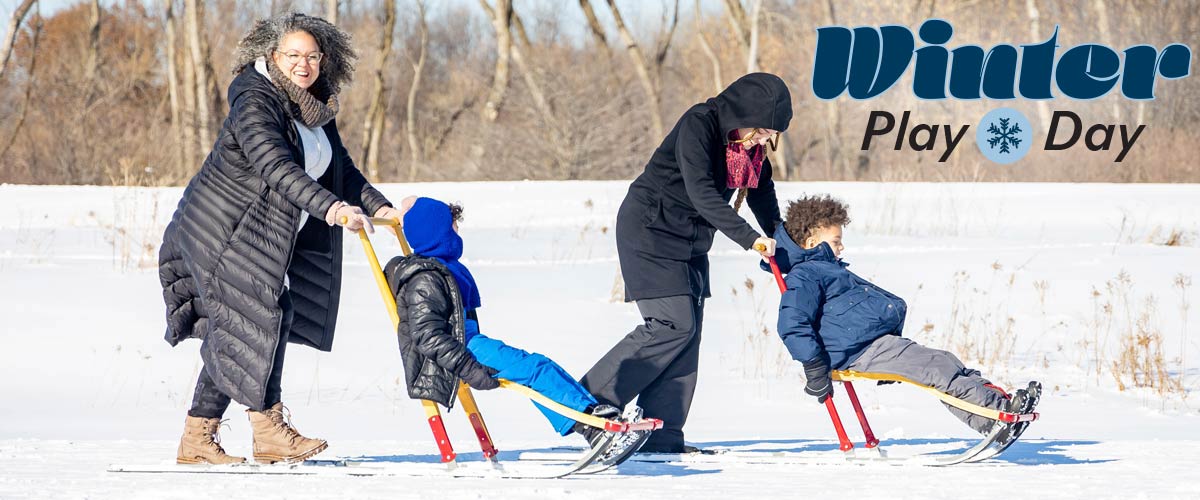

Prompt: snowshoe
xmin=997 ymin=381 xmax=1041 ymax=446
xmin=593 ymin=405 xmax=652 ymax=468
xmin=573 ymin=404 xmax=621 ymax=449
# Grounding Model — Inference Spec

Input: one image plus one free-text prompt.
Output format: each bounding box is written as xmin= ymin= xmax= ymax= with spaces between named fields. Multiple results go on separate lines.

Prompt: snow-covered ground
xmin=1 ymin=181 xmax=1197 ymax=499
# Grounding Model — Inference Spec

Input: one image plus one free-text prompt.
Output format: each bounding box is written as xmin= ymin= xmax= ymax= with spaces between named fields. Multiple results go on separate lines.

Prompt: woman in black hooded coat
xmin=158 ymin=13 xmax=399 ymax=464
xmin=579 ymin=73 xmax=792 ymax=453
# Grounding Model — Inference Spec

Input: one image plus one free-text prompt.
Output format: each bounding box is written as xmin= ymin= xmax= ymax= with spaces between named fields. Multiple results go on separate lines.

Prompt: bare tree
xmin=745 ymin=0 xmax=760 ymax=73
xmin=650 ymin=0 xmax=680 ymax=90
xmin=198 ymin=5 xmax=223 ymax=124
xmin=722 ymin=0 xmax=760 ymax=74
xmin=184 ymin=0 xmax=212 ymax=151
xmin=405 ymin=0 xmax=428 ymax=181
xmin=480 ymin=0 xmax=555 ymax=128
xmin=721 ymin=0 xmax=750 ymax=52
xmin=1024 ymin=0 xmax=1050 ymax=128
xmin=0 ymin=0 xmax=37 ymax=82
xmin=602 ymin=0 xmax=664 ymax=139
xmin=509 ymin=5 xmax=532 ymax=50
xmin=0 ymin=11 xmax=39 ymax=162
xmin=361 ymin=0 xmax=395 ymax=181
xmin=822 ymin=0 xmax=846 ymax=180
xmin=164 ymin=0 xmax=185 ymax=176
xmin=481 ymin=0 xmax=512 ymax=122
xmin=578 ymin=0 xmax=611 ymax=58
xmin=326 ymin=0 xmax=340 ymax=24
xmin=1092 ymin=0 xmax=1120 ymax=123
xmin=742 ymin=0 xmax=785 ymax=179
xmin=694 ymin=0 xmax=722 ymax=93
xmin=85 ymin=0 xmax=99 ymax=85
xmin=180 ymin=5 xmax=196 ymax=168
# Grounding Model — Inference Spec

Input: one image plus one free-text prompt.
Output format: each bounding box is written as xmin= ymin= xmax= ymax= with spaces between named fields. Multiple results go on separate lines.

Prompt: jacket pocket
xmin=824 ymin=289 xmax=869 ymax=316
xmin=630 ymin=198 xmax=693 ymax=260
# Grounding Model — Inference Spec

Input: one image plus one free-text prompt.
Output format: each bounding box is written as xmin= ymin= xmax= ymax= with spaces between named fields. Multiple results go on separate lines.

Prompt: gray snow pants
xmin=845 ymin=335 xmax=1007 ymax=434
xmin=580 ymin=294 xmax=704 ymax=452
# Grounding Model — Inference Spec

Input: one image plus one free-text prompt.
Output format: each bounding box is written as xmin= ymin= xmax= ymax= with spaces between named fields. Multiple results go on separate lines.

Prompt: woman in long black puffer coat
xmin=579 ymin=73 xmax=792 ymax=453
xmin=158 ymin=13 xmax=399 ymax=465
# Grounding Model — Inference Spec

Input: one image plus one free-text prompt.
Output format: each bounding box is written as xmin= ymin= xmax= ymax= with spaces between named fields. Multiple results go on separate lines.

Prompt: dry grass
xmin=1147 ymin=226 xmax=1192 ymax=247
xmin=1109 ymin=296 xmax=1185 ymax=397
xmin=732 ymin=277 xmax=792 ymax=379
xmin=89 ymin=189 xmax=163 ymax=272
xmin=1087 ymin=271 xmax=1190 ymax=400
xmin=938 ymin=264 xmax=1020 ymax=374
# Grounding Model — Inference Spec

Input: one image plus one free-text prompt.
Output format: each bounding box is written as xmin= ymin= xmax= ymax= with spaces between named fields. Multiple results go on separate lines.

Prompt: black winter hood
xmin=714 ymin=72 xmax=793 ymax=137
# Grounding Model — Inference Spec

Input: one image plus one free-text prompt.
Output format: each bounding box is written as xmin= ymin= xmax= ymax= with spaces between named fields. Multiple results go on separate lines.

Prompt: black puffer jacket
xmin=617 ymin=72 xmax=791 ymax=300
xmin=158 ymin=65 xmax=391 ymax=409
xmin=385 ymin=255 xmax=489 ymax=407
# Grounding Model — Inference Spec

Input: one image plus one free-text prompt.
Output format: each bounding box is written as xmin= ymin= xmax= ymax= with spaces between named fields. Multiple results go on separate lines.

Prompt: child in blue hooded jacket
xmin=771 ymin=195 xmax=1035 ymax=434
xmin=388 ymin=196 xmax=638 ymax=448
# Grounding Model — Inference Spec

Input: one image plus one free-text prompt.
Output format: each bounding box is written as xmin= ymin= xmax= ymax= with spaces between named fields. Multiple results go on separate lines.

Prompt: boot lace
xmin=266 ymin=405 xmax=304 ymax=445
xmin=196 ymin=417 xmax=231 ymax=454
xmin=212 ymin=419 xmax=231 ymax=446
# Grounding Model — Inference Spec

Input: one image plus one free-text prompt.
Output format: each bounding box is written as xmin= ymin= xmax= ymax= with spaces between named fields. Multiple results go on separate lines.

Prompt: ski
xmin=109 ymin=460 xmax=598 ymax=479
xmin=109 ymin=437 xmax=619 ymax=480
xmin=520 ymin=427 xmax=1019 ymax=467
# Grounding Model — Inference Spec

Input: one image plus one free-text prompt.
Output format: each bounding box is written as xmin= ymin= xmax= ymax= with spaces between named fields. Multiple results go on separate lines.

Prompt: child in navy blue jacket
xmin=771 ymin=195 xmax=1027 ymax=434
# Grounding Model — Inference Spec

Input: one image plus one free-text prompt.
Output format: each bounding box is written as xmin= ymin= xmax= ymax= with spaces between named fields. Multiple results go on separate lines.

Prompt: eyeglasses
xmin=731 ymin=128 xmax=780 ymax=151
xmin=275 ymin=50 xmax=323 ymax=66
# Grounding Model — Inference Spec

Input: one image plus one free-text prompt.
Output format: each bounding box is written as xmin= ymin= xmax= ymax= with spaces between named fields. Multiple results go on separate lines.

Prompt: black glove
xmin=802 ymin=357 xmax=833 ymax=403
xmin=460 ymin=363 xmax=500 ymax=391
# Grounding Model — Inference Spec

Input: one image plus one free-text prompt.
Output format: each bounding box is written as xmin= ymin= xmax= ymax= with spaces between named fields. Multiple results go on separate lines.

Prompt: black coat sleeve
xmin=676 ymin=113 xmax=762 ymax=250
xmin=745 ymin=156 xmax=782 ymax=237
xmin=230 ymin=89 xmax=339 ymax=219
xmin=401 ymin=271 xmax=488 ymax=377
xmin=331 ymin=122 xmax=392 ymax=216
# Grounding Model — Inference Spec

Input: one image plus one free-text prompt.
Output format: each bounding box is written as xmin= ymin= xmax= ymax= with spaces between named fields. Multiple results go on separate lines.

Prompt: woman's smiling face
xmin=272 ymin=31 xmax=322 ymax=89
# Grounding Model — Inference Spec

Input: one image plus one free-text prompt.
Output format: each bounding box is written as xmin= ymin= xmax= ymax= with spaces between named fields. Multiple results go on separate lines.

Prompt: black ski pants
xmin=580 ymin=294 xmax=704 ymax=452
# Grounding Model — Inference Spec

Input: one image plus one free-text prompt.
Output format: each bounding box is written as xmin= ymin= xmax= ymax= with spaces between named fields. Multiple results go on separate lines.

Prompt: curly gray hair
xmin=232 ymin=12 xmax=356 ymax=93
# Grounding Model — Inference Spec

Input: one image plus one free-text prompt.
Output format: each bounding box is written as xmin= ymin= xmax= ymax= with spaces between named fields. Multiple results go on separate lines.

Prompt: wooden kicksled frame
xmin=759 ymin=250 xmax=1039 ymax=453
xmin=347 ymin=216 xmax=662 ymax=466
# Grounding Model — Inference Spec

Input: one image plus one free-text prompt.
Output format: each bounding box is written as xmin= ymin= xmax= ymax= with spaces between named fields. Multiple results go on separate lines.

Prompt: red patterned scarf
xmin=726 ymin=129 xmax=766 ymax=189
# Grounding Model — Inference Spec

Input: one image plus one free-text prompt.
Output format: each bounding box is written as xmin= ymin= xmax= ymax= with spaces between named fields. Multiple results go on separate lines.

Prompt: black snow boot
xmin=573 ymin=404 xmax=620 ymax=448
xmin=995 ymin=381 xmax=1042 ymax=443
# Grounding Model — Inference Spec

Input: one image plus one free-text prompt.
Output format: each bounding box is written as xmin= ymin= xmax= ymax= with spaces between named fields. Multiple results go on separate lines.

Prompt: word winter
xmin=814 ymin=19 xmax=1191 ymax=100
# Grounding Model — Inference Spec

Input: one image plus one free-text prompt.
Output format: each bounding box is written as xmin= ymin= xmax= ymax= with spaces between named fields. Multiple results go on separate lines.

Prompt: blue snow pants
xmin=465 ymin=319 xmax=597 ymax=435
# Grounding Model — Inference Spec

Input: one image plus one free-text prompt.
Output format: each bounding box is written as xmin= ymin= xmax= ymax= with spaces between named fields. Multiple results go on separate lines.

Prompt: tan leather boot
xmin=247 ymin=403 xmax=328 ymax=464
xmin=176 ymin=415 xmax=246 ymax=465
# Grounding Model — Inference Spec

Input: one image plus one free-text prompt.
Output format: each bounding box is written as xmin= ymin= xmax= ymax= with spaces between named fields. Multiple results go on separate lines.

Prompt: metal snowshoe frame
xmin=761 ymin=252 xmax=1039 ymax=454
xmin=347 ymin=216 xmax=662 ymax=467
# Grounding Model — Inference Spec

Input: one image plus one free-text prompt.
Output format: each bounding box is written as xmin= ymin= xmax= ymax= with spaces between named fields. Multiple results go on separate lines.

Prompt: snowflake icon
xmin=986 ymin=118 xmax=1023 ymax=154
xmin=975 ymin=108 xmax=1032 ymax=165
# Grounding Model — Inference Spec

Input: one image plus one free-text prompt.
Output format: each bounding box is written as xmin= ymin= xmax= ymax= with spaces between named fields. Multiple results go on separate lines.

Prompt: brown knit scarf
xmin=266 ymin=59 xmax=339 ymax=128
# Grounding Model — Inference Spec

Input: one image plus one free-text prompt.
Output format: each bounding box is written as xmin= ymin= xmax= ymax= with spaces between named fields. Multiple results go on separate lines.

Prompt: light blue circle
xmin=975 ymin=107 xmax=1033 ymax=165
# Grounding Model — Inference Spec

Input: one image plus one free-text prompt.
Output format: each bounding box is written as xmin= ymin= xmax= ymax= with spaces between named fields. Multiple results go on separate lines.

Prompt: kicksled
xmin=112 ymin=216 xmax=660 ymax=479
xmin=525 ymin=256 xmax=1042 ymax=469
xmin=723 ymin=250 xmax=1041 ymax=466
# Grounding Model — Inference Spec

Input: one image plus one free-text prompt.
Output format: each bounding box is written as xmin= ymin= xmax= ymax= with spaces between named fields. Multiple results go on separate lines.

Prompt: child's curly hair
xmin=784 ymin=195 xmax=851 ymax=244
